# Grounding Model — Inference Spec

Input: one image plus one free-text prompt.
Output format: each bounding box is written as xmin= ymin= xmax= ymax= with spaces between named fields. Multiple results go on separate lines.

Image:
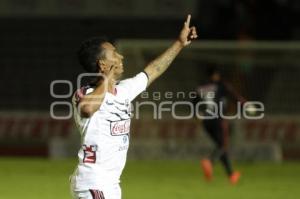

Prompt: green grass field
xmin=0 ymin=158 xmax=299 ymax=199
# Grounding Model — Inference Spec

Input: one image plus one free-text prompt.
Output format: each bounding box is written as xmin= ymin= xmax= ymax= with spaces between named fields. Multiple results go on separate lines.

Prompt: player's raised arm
xmin=144 ymin=14 xmax=198 ymax=86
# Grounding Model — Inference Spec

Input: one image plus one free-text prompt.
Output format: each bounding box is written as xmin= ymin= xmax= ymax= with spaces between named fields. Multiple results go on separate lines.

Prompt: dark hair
xmin=206 ymin=66 xmax=220 ymax=77
xmin=77 ymin=37 xmax=108 ymax=73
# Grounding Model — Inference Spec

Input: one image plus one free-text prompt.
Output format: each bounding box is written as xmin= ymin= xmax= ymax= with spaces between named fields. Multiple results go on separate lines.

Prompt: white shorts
xmin=70 ymin=176 xmax=122 ymax=199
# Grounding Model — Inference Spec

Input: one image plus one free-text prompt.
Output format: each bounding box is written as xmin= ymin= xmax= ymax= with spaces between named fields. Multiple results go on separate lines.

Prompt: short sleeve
xmin=119 ymin=72 xmax=148 ymax=101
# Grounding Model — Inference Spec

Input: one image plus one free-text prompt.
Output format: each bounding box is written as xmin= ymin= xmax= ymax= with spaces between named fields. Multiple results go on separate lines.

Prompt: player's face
xmin=100 ymin=42 xmax=124 ymax=77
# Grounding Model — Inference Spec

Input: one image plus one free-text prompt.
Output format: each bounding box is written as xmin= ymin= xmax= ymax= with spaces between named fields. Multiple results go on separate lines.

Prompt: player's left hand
xmin=178 ymin=14 xmax=198 ymax=46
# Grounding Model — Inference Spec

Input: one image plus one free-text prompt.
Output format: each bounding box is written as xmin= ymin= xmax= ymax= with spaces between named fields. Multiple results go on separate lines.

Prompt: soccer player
xmin=70 ymin=15 xmax=197 ymax=199
xmin=195 ymin=67 xmax=246 ymax=185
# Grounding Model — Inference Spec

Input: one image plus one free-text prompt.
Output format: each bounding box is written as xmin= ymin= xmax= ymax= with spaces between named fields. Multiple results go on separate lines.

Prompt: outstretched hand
xmin=178 ymin=14 xmax=198 ymax=46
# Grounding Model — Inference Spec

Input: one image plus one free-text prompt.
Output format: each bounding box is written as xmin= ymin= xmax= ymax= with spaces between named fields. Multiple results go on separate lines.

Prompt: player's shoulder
xmin=118 ymin=78 xmax=131 ymax=85
xmin=119 ymin=72 xmax=148 ymax=85
xmin=116 ymin=75 xmax=135 ymax=88
xmin=115 ymin=79 xmax=132 ymax=95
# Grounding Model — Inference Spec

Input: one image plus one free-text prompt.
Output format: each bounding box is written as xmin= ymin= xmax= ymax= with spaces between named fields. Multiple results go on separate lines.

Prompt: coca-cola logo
xmin=111 ymin=119 xmax=131 ymax=136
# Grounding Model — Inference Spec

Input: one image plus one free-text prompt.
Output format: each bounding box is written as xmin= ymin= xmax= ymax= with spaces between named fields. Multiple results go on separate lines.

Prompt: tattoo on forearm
xmin=152 ymin=46 xmax=180 ymax=74
xmin=145 ymin=41 xmax=183 ymax=84
xmin=156 ymin=66 xmax=161 ymax=72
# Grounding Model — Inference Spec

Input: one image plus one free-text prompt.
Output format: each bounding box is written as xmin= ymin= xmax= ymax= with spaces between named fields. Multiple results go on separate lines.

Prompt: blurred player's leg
xmin=202 ymin=119 xmax=240 ymax=184
xmin=220 ymin=120 xmax=241 ymax=184
xmin=229 ymin=171 xmax=241 ymax=185
xmin=201 ymin=158 xmax=213 ymax=181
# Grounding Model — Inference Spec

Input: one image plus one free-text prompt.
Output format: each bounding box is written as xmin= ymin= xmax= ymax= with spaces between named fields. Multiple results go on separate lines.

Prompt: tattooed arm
xmin=144 ymin=14 xmax=198 ymax=86
xmin=144 ymin=41 xmax=183 ymax=86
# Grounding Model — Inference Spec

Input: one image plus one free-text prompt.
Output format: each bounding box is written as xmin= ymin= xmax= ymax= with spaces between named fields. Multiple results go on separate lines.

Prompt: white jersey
xmin=71 ymin=72 xmax=148 ymax=191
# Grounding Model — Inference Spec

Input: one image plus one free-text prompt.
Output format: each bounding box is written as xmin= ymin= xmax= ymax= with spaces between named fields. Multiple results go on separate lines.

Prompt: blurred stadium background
xmin=0 ymin=0 xmax=299 ymax=198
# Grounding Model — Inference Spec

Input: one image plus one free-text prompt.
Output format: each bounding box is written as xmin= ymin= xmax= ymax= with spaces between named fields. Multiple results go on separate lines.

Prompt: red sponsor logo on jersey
xmin=83 ymin=145 xmax=97 ymax=163
xmin=111 ymin=119 xmax=131 ymax=136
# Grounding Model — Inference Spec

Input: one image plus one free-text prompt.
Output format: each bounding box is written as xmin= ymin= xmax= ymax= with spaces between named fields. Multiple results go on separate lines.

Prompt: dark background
xmin=0 ymin=0 xmax=299 ymax=110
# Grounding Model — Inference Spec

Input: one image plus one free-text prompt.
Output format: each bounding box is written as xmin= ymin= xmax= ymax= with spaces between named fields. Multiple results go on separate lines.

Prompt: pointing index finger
xmin=185 ymin=14 xmax=191 ymax=27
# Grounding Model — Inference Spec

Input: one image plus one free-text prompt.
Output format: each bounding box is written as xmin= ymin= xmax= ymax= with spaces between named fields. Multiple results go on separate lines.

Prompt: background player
xmin=70 ymin=15 xmax=197 ymax=199
xmin=195 ymin=67 xmax=246 ymax=185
